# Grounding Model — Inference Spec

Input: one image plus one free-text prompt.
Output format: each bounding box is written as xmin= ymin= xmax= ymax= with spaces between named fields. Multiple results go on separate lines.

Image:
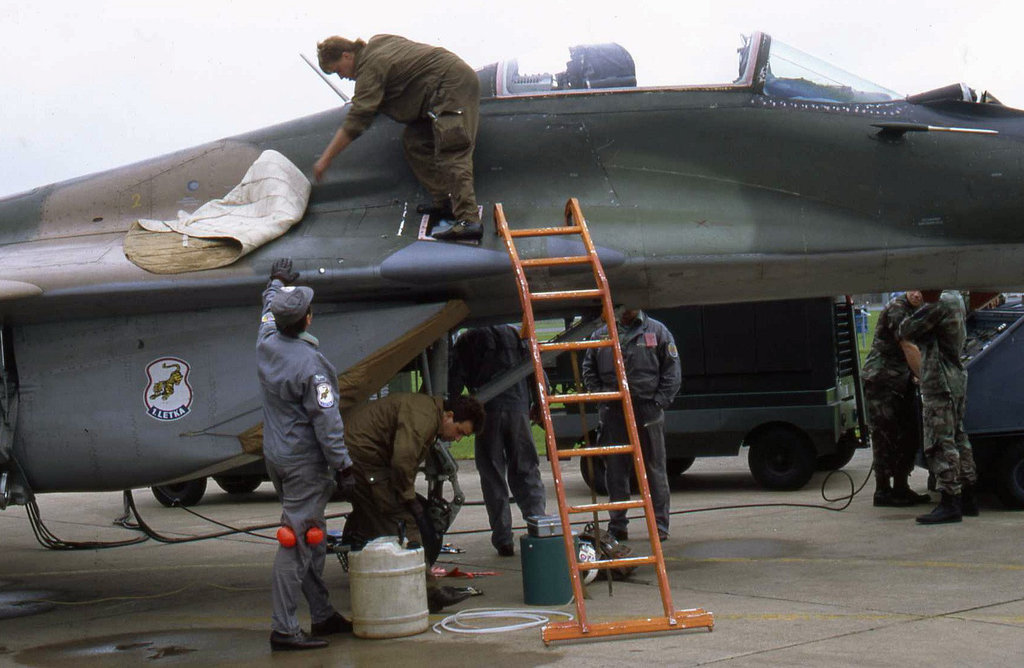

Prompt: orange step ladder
xmin=494 ymin=197 xmax=714 ymax=644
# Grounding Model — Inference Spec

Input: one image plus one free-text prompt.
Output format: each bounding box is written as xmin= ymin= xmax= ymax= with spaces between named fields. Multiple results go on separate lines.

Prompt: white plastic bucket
xmin=349 ymin=537 xmax=428 ymax=638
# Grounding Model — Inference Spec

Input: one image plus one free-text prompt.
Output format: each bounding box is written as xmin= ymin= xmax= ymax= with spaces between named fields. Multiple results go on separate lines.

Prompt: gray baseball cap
xmin=270 ymin=286 xmax=314 ymax=325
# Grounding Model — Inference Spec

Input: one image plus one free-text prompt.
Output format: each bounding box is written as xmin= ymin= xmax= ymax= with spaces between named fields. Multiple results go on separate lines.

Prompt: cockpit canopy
xmin=480 ymin=31 xmax=903 ymax=104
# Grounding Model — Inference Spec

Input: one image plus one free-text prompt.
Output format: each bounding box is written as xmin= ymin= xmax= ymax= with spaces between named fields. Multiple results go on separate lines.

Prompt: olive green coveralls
xmin=344 ymin=35 xmax=480 ymax=223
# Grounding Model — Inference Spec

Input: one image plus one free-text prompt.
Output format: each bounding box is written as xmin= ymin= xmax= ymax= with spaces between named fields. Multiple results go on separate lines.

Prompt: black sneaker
xmin=311 ymin=611 xmax=353 ymax=636
xmin=496 ymin=543 xmax=515 ymax=557
xmin=269 ymin=630 xmax=329 ymax=651
xmin=432 ymin=220 xmax=483 ymax=241
xmin=609 ymin=528 xmax=628 ymax=542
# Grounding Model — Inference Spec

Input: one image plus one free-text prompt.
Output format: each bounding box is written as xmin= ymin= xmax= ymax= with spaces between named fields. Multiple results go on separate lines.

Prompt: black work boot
xmin=432 ymin=220 xmax=483 ymax=241
xmin=915 ymin=492 xmax=963 ymax=524
xmin=891 ymin=477 xmax=932 ymax=506
xmin=311 ymin=611 xmax=353 ymax=636
xmin=269 ymin=630 xmax=329 ymax=651
xmin=961 ymin=484 xmax=980 ymax=517
xmin=416 ymin=202 xmax=454 ymax=219
xmin=872 ymin=475 xmax=894 ymax=507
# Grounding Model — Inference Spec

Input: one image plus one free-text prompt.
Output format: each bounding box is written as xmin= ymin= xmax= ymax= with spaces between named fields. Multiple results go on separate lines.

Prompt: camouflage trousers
xmin=864 ymin=380 xmax=920 ymax=479
xmin=922 ymin=392 xmax=976 ymax=495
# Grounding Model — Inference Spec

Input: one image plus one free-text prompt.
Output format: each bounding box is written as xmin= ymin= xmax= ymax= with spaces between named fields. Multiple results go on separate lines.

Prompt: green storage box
xmin=520 ymin=534 xmax=575 ymax=606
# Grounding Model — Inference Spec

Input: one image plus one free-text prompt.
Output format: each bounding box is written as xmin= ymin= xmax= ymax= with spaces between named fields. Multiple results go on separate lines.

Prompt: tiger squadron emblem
xmin=144 ymin=357 xmax=193 ymax=421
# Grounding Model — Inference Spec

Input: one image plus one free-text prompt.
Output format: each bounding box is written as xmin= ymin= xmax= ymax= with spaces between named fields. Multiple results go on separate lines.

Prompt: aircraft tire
xmin=747 ymin=425 xmax=816 ymax=490
xmin=213 ymin=475 xmax=262 ymax=495
xmin=994 ymin=440 xmax=1024 ymax=509
xmin=152 ymin=477 xmax=209 ymax=507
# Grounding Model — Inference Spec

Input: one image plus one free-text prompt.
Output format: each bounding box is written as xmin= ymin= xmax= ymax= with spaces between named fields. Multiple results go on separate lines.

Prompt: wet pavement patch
xmin=0 ymin=590 xmax=57 ymax=620
xmin=14 ymin=629 xmax=258 ymax=666
xmin=16 ymin=630 xmax=562 ymax=666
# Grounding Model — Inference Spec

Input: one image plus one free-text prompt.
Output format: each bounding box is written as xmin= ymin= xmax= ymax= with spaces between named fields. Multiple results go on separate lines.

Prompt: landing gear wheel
xmin=213 ymin=475 xmax=262 ymax=495
xmin=152 ymin=477 xmax=208 ymax=507
xmin=666 ymin=457 xmax=695 ymax=479
xmin=994 ymin=440 xmax=1024 ymax=509
xmin=748 ymin=426 xmax=816 ymax=490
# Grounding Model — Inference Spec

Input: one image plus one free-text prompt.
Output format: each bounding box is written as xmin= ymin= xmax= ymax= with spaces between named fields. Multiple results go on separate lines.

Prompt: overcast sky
xmin=2 ymin=0 xmax=1021 ymax=198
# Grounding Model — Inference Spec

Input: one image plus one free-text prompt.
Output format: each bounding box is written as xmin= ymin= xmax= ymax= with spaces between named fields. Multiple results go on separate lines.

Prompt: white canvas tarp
xmin=124 ymin=150 xmax=310 ymax=273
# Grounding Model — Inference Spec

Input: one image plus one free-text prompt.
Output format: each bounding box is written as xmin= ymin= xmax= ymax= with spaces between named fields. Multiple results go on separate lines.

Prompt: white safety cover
xmin=136 ymin=149 xmax=310 ymax=257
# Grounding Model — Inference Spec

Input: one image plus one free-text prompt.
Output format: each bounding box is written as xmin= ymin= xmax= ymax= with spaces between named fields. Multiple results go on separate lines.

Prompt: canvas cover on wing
xmin=123 ymin=150 xmax=310 ymax=273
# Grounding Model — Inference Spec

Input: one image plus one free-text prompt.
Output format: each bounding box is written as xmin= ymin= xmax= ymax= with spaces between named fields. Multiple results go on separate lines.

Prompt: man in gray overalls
xmin=257 ymin=259 xmax=354 ymax=652
xmin=583 ymin=309 xmax=681 ymax=542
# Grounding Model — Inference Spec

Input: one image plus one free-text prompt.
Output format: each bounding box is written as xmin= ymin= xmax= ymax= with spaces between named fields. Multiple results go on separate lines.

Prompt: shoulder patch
xmin=261 ymin=312 xmax=275 ymax=324
xmin=313 ymin=374 xmax=328 ymax=383
xmin=667 ymin=343 xmax=679 ymax=359
xmin=315 ymin=382 xmax=335 ymax=408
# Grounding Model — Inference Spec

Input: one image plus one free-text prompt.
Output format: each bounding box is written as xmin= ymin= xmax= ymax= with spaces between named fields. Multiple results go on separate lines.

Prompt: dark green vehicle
xmin=549 ymin=297 xmax=863 ymax=491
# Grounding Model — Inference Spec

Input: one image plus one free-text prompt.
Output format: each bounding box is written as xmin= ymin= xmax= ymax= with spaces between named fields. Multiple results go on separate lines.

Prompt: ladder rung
xmin=520 ymin=255 xmax=591 ymax=268
xmin=548 ymin=391 xmax=621 ymax=404
xmin=537 ymin=339 xmax=612 ymax=353
xmin=576 ymin=555 xmax=658 ymax=571
xmin=529 ymin=289 xmax=604 ymax=301
xmin=568 ymin=499 xmax=646 ymax=514
xmin=509 ymin=226 xmax=583 ymax=238
xmin=570 ymin=445 xmax=634 ymax=457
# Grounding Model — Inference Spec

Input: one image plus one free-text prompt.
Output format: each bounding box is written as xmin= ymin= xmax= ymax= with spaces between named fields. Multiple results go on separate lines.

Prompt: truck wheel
xmin=815 ymin=433 xmax=859 ymax=471
xmin=666 ymin=457 xmax=695 ymax=478
xmin=748 ymin=426 xmax=816 ymax=490
xmin=213 ymin=475 xmax=263 ymax=495
xmin=580 ymin=457 xmax=608 ymax=495
xmin=152 ymin=478 xmax=208 ymax=507
xmin=994 ymin=441 xmax=1024 ymax=509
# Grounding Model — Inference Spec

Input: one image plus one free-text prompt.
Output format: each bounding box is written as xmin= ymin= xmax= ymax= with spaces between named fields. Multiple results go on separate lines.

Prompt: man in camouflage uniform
xmin=861 ymin=291 xmax=930 ymax=507
xmin=314 ymin=34 xmax=482 ymax=242
xmin=898 ymin=290 xmax=978 ymax=524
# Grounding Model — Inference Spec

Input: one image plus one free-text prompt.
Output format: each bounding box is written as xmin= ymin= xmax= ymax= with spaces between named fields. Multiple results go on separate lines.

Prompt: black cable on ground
xmin=447 ymin=464 xmax=873 ymax=537
xmin=123 ymin=489 xmax=350 ymax=544
xmin=25 ymin=464 xmax=873 ymax=550
xmin=26 ymin=489 xmax=350 ymax=550
xmin=25 ymin=499 xmax=148 ymax=550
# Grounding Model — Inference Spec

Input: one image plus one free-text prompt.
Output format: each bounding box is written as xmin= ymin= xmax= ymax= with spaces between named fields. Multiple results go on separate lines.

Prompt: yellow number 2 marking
xmin=131 ymin=193 xmax=142 ymax=209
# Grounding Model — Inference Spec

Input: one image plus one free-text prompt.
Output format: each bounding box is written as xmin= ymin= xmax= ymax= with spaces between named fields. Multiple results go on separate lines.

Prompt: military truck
xmin=962 ymin=302 xmax=1024 ymax=508
xmin=549 ymin=297 xmax=863 ymax=491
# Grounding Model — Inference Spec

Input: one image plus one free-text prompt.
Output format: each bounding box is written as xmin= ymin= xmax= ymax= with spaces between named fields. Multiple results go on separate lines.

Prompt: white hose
xmin=432 ymin=607 xmax=575 ymax=634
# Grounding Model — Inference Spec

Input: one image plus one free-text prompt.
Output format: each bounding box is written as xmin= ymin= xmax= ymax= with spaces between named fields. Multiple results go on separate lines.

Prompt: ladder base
xmin=542 ymin=608 xmax=715 ymax=645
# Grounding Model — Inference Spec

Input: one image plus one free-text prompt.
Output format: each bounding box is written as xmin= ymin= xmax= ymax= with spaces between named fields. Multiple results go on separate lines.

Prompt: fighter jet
xmin=2 ymin=31 xmax=1024 ymax=509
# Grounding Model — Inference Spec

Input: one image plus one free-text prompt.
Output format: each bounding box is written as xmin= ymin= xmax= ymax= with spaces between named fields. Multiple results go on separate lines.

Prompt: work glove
xmin=335 ymin=466 xmax=356 ymax=501
xmin=269 ymin=258 xmax=300 ymax=285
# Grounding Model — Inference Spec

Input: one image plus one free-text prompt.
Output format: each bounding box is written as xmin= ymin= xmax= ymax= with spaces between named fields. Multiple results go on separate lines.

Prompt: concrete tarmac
xmin=1 ymin=449 xmax=1022 ymax=666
